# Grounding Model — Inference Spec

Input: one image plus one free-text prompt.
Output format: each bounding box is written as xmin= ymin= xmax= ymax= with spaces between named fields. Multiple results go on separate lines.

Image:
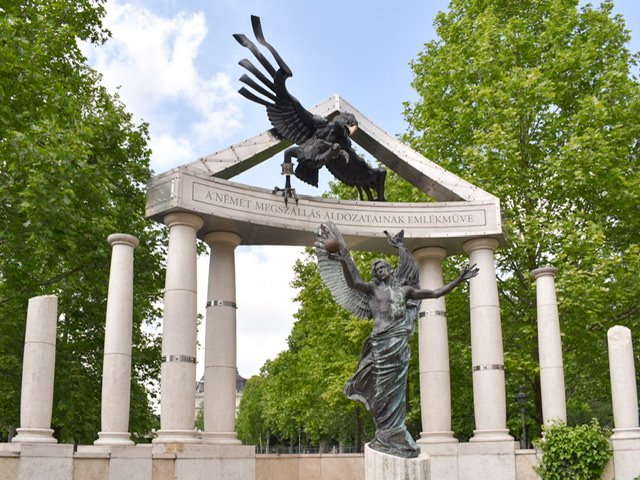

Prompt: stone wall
xmin=0 ymin=447 xmax=618 ymax=480
xmin=256 ymin=454 xmax=363 ymax=480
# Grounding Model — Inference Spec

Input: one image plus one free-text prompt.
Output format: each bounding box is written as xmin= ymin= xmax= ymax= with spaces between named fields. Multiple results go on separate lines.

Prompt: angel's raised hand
xmin=384 ymin=230 xmax=405 ymax=249
xmin=459 ymin=264 xmax=479 ymax=281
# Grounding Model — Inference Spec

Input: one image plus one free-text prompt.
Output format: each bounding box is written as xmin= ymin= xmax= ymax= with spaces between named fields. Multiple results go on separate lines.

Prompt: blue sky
xmin=86 ymin=0 xmax=639 ymax=377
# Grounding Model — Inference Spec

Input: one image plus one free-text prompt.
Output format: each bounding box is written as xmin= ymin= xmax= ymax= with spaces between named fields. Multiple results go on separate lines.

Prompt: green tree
xmin=0 ymin=0 xmax=165 ymax=442
xmin=403 ymin=0 xmax=640 ymax=437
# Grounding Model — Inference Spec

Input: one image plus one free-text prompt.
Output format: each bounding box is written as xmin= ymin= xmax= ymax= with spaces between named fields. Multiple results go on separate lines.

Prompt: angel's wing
xmin=233 ymin=16 xmax=325 ymax=145
xmin=314 ymin=222 xmax=371 ymax=319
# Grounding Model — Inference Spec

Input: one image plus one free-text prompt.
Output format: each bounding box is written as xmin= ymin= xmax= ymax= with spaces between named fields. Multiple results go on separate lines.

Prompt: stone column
xmin=531 ymin=266 xmax=567 ymax=425
xmin=201 ymin=231 xmax=242 ymax=444
xmin=463 ymin=238 xmax=511 ymax=442
xmin=95 ymin=234 xmax=139 ymax=445
xmin=607 ymin=326 xmax=640 ymax=439
xmin=154 ymin=212 xmax=203 ymax=444
xmin=13 ymin=295 xmax=58 ymax=443
xmin=413 ymin=246 xmax=456 ymax=444
xmin=608 ymin=326 xmax=640 ymax=480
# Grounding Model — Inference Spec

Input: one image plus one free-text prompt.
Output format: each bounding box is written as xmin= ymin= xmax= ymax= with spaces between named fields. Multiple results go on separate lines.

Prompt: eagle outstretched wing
xmin=314 ymin=222 xmax=371 ymax=319
xmin=233 ymin=15 xmax=325 ymax=145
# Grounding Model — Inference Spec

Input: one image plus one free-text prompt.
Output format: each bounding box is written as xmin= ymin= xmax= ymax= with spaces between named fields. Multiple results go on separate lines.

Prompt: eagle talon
xmin=272 ymin=186 xmax=298 ymax=206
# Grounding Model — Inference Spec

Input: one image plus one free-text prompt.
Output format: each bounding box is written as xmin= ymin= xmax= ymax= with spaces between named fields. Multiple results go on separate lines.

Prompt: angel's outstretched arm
xmin=406 ymin=264 xmax=479 ymax=300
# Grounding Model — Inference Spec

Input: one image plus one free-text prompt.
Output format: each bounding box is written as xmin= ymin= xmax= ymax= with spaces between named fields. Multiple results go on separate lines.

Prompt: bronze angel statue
xmin=315 ymin=222 xmax=478 ymax=458
xmin=234 ymin=16 xmax=386 ymax=204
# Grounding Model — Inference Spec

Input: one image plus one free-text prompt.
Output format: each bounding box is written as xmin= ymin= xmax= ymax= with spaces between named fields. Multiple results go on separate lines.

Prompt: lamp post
xmin=298 ymin=426 xmax=302 ymax=454
xmin=516 ymin=385 xmax=529 ymax=449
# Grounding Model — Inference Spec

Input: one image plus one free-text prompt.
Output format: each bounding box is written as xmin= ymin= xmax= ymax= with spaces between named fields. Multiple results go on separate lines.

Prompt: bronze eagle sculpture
xmin=233 ymin=16 xmax=386 ymax=204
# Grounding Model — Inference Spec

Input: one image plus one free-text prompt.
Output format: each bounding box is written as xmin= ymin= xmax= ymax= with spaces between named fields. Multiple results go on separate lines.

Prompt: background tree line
xmin=237 ymin=0 xmax=640 ymax=449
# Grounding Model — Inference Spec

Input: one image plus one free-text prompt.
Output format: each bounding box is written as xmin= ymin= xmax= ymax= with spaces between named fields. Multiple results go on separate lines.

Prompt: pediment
xmin=146 ymin=95 xmax=503 ymax=254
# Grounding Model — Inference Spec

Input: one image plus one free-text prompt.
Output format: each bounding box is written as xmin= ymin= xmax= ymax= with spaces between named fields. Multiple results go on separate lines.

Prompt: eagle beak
xmin=348 ymin=124 xmax=358 ymax=136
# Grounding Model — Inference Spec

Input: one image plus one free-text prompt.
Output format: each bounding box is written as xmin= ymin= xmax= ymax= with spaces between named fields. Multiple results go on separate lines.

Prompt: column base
xmin=12 ymin=428 xmax=57 ymax=444
xmin=94 ymin=431 xmax=134 ymax=445
xmin=418 ymin=431 xmax=458 ymax=444
xmin=611 ymin=427 xmax=640 ymax=440
xmin=152 ymin=430 xmax=200 ymax=444
xmin=200 ymin=432 xmax=241 ymax=444
xmin=470 ymin=429 xmax=513 ymax=442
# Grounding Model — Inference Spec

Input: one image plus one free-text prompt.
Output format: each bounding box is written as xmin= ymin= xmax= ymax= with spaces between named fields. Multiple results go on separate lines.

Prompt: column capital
xmin=463 ymin=237 xmax=500 ymax=254
xmin=204 ymin=231 xmax=241 ymax=248
xmin=608 ymin=324 xmax=631 ymax=339
xmin=107 ymin=233 xmax=139 ymax=249
xmin=531 ymin=266 xmax=558 ymax=279
xmin=413 ymin=246 xmax=448 ymax=262
xmin=163 ymin=212 xmax=204 ymax=230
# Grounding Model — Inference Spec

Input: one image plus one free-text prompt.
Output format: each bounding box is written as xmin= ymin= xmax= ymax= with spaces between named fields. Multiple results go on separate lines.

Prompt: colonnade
xmin=12 ymin=210 xmax=639 ymax=459
xmin=2 ymin=202 xmax=527 ymax=448
xmin=113 ymin=210 xmax=520 ymax=445
xmin=98 ymin=215 xmax=520 ymax=445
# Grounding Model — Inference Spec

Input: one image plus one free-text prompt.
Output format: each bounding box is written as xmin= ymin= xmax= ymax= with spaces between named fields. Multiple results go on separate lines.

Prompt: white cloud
xmin=149 ymin=133 xmax=195 ymax=172
xmin=86 ymin=0 xmax=243 ymax=172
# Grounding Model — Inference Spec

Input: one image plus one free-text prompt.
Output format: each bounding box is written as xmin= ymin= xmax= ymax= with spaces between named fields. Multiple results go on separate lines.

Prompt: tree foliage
xmin=403 ymin=0 xmax=640 ymax=435
xmin=0 ymin=0 xmax=165 ymax=442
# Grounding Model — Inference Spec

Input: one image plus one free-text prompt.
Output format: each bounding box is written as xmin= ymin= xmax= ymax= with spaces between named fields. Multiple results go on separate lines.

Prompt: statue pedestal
xmin=364 ymin=443 xmax=430 ymax=480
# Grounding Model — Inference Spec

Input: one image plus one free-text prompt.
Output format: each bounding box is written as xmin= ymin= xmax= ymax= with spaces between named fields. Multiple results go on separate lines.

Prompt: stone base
xmin=15 ymin=444 xmax=74 ymax=480
xmin=364 ymin=443 xmax=430 ymax=480
xmin=0 ymin=443 xmax=256 ymax=480
xmin=458 ymin=440 xmax=516 ymax=480
xmin=611 ymin=435 xmax=640 ymax=480
xmin=418 ymin=441 xmax=458 ymax=480
xmin=77 ymin=445 xmax=152 ymax=480
xmin=168 ymin=443 xmax=255 ymax=480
